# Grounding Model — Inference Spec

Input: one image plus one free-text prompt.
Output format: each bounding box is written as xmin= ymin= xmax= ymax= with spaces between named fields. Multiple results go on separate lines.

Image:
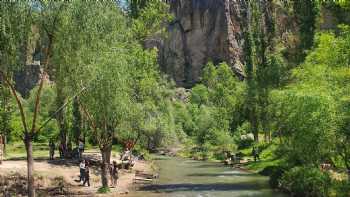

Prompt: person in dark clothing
xmin=252 ymin=147 xmax=260 ymax=162
xmin=78 ymin=139 xmax=85 ymax=159
xmin=49 ymin=140 xmax=55 ymax=160
xmin=0 ymin=135 xmax=4 ymax=165
xmin=59 ymin=143 xmax=64 ymax=159
xmin=110 ymin=161 xmax=119 ymax=187
xmin=79 ymin=160 xmax=85 ymax=182
xmin=83 ymin=161 xmax=90 ymax=187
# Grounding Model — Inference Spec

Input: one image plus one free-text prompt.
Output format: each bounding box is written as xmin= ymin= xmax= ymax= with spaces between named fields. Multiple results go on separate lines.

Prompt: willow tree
xmin=0 ymin=2 xmax=51 ymax=196
xmin=62 ymin=2 xmax=131 ymax=188
xmin=79 ymin=52 xmax=131 ymax=188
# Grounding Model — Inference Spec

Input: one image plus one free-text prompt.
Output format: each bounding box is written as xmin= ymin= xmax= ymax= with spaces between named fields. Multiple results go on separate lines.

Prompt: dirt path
xmin=0 ymin=152 xmax=152 ymax=196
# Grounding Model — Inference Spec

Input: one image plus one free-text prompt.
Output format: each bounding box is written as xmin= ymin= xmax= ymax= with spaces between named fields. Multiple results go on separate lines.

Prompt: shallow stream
xmin=130 ymin=156 xmax=287 ymax=197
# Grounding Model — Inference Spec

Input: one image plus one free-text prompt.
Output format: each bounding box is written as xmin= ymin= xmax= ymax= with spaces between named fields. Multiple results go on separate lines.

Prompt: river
xmin=129 ymin=156 xmax=287 ymax=197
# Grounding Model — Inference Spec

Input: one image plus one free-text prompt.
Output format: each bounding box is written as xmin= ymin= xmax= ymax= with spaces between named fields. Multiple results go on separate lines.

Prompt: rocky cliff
xmin=157 ymin=1 xmax=350 ymax=88
xmin=159 ymin=0 xmax=248 ymax=88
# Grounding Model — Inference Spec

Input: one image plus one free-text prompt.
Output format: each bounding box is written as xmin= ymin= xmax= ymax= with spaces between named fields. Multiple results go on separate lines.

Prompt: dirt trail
xmin=0 ymin=152 xmax=152 ymax=196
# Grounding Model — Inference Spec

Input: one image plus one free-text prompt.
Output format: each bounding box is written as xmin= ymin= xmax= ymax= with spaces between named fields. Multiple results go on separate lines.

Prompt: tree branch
xmin=0 ymin=70 xmax=28 ymax=133
xmin=31 ymin=72 xmax=46 ymax=134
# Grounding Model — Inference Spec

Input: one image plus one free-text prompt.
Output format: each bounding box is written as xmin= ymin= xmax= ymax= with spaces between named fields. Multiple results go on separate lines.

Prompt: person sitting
xmin=121 ymin=148 xmax=131 ymax=161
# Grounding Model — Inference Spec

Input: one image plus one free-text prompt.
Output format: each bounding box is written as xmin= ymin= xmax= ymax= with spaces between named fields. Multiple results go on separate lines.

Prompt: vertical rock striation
xmin=160 ymin=0 xmax=249 ymax=88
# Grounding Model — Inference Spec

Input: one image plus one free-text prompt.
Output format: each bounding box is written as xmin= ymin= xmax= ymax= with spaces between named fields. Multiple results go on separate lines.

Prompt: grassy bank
xmin=3 ymin=142 xmax=124 ymax=160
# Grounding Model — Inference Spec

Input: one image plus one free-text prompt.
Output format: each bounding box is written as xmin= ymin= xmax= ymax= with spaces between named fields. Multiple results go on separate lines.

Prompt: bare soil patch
xmin=0 ymin=152 xmax=152 ymax=196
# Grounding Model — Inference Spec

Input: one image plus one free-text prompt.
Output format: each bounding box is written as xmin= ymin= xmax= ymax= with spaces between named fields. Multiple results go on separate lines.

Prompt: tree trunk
xmin=24 ymin=134 xmax=35 ymax=197
xmin=252 ymin=115 xmax=259 ymax=142
xmin=56 ymin=86 xmax=68 ymax=157
xmin=72 ymin=98 xmax=82 ymax=146
xmin=100 ymin=145 xmax=112 ymax=188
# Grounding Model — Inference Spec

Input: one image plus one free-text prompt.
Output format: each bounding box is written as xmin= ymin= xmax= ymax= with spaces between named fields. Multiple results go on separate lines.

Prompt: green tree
xmin=0 ymin=2 xmax=48 ymax=196
xmin=292 ymin=0 xmax=319 ymax=63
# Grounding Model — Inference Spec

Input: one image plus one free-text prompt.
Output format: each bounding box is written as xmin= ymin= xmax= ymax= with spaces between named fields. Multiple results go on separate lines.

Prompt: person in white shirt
xmin=79 ymin=160 xmax=86 ymax=182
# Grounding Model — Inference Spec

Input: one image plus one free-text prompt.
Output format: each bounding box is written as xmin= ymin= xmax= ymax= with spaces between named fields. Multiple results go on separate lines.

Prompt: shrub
xmin=280 ymin=166 xmax=331 ymax=197
xmin=234 ymin=122 xmax=254 ymax=149
xmin=266 ymin=165 xmax=288 ymax=189
xmin=333 ymin=180 xmax=350 ymax=197
xmin=97 ymin=186 xmax=110 ymax=193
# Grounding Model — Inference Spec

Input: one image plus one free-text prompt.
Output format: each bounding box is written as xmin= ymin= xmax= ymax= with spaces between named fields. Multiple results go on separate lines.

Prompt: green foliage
xmin=97 ymin=186 xmax=110 ymax=193
xmin=131 ymin=0 xmax=172 ymax=42
xmin=280 ymin=166 xmax=331 ymax=197
xmin=183 ymin=62 xmax=245 ymax=159
xmin=266 ymin=165 xmax=288 ymax=189
xmin=0 ymin=2 xmax=34 ymax=71
xmin=0 ymin=84 xmax=13 ymax=141
xmin=333 ymin=180 xmax=350 ymax=197
xmin=292 ymin=0 xmax=319 ymax=63
xmin=270 ymin=88 xmax=337 ymax=166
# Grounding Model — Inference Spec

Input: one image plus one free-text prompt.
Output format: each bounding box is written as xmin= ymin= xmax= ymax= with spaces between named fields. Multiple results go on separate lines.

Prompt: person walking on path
xmin=49 ymin=140 xmax=55 ymax=160
xmin=110 ymin=161 xmax=119 ymax=187
xmin=252 ymin=146 xmax=260 ymax=162
xmin=79 ymin=160 xmax=86 ymax=182
xmin=83 ymin=161 xmax=90 ymax=187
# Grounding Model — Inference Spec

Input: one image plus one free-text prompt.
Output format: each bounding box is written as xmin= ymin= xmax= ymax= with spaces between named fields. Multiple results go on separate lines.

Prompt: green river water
xmin=130 ymin=156 xmax=287 ymax=197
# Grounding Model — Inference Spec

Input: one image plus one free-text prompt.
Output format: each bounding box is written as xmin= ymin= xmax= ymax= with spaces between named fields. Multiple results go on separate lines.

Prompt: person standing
xmin=83 ymin=161 xmax=90 ymax=187
xmin=59 ymin=143 xmax=64 ymax=159
xmin=49 ymin=140 xmax=55 ymax=160
xmin=252 ymin=147 xmax=260 ymax=162
xmin=78 ymin=139 xmax=85 ymax=159
xmin=79 ymin=160 xmax=86 ymax=182
xmin=0 ymin=134 xmax=4 ymax=164
xmin=110 ymin=161 xmax=119 ymax=187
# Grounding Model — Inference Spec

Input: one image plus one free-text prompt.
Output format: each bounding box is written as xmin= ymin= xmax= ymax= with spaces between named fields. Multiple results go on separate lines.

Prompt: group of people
xmin=49 ymin=139 xmax=85 ymax=160
xmin=79 ymin=159 xmax=91 ymax=186
xmin=120 ymin=148 xmax=135 ymax=170
xmin=78 ymin=160 xmax=119 ymax=187
xmin=223 ymin=146 xmax=260 ymax=165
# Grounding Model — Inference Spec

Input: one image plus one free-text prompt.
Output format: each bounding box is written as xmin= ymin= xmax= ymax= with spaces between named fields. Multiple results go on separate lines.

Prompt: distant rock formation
xmin=155 ymin=1 xmax=349 ymax=88
xmin=14 ymin=64 xmax=41 ymax=98
xmin=158 ymin=0 xmax=248 ymax=88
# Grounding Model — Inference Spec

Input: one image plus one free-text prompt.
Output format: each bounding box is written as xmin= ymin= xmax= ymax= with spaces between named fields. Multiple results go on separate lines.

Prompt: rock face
xmin=14 ymin=64 xmax=41 ymax=98
xmin=159 ymin=0 xmax=248 ymax=88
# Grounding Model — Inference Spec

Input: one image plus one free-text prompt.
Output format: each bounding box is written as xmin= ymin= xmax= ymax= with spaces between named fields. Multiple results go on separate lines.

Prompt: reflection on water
xmin=129 ymin=156 xmax=287 ymax=197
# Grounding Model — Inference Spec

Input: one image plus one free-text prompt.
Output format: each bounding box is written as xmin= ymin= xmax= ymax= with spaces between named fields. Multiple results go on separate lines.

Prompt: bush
xmin=333 ymin=180 xmax=350 ymax=197
xmin=97 ymin=187 xmax=110 ymax=193
xmin=266 ymin=165 xmax=288 ymax=189
xmin=234 ymin=122 xmax=254 ymax=149
xmin=280 ymin=166 xmax=331 ymax=197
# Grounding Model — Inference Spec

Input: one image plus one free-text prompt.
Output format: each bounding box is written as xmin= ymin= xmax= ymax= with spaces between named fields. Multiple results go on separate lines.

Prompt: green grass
xmin=5 ymin=142 xmax=50 ymax=160
xmin=4 ymin=142 xmax=124 ymax=160
xmin=240 ymin=142 xmax=282 ymax=173
xmin=97 ymin=186 xmax=110 ymax=193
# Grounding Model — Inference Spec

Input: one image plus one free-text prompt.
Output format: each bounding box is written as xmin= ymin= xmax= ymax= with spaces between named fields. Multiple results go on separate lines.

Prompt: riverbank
xmin=0 ymin=151 xmax=153 ymax=196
